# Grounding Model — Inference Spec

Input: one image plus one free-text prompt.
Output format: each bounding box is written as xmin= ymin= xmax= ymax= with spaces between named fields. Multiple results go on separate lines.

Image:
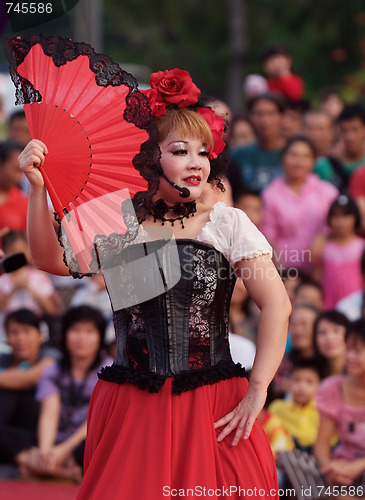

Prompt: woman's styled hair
xmin=154 ymin=107 xmax=214 ymax=152
xmin=327 ymin=194 xmax=361 ymax=230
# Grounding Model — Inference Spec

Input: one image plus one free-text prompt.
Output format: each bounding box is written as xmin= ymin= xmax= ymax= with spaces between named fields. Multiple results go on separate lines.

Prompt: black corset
xmin=98 ymin=239 xmax=246 ymax=393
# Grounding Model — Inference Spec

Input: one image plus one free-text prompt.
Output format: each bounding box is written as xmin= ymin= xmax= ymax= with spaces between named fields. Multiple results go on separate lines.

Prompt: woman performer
xmin=18 ymin=69 xmax=291 ymax=499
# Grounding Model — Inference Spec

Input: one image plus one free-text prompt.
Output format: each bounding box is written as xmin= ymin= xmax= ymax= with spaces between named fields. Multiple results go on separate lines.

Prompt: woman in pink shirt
xmin=314 ymin=319 xmax=365 ymax=491
xmin=260 ymin=136 xmax=338 ymax=273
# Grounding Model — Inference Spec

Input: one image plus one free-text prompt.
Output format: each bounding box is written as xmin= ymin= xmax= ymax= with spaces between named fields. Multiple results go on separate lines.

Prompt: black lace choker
xmin=149 ymin=199 xmax=197 ymax=229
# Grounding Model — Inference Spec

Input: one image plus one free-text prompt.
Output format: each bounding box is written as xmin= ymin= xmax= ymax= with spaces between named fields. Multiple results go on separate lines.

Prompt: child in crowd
xmin=313 ymin=311 xmax=349 ymax=378
xmin=0 ymin=309 xmax=59 ymax=468
xmin=314 ymin=319 xmax=365 ymax=488
xmin=269 ymin=358 xmax=322 ymax=452
xmin=261 ymin=43 xmax=304 ymax=101
xmin=16 ymin=306 xmax=112 ymax=482
xmin=311 ymin=195 xmax=365 ymax=310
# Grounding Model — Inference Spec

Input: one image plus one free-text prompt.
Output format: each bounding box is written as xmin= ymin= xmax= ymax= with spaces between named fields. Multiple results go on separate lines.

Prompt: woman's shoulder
xmin=316 ymin=375 xmax=343 ymax=404
xmin=198 ymin=202 xmax=272 ymax=264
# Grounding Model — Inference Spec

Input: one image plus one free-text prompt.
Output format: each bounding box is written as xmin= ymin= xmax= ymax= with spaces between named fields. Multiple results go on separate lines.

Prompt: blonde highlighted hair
xmin=154 ymin=107 xmax=214 ymax=152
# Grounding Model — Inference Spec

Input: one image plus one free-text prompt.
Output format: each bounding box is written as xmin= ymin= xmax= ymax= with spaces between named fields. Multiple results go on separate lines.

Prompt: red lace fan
xmin=5 ymin=35 xmax=159 ymax=274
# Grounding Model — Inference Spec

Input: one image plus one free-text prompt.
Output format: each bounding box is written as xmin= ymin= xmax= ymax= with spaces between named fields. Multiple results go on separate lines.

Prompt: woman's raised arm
xmin=19 ymin=140 xmax=69 ymax=275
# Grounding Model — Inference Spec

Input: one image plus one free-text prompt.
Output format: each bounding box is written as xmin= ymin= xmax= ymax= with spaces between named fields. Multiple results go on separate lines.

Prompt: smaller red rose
xmin=197 ymin=107 xmax=226 ymax=159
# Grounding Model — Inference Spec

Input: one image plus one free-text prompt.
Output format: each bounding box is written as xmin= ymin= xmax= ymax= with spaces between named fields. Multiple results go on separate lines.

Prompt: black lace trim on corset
xmin=98 ymin=361 xmax=246 ymax=394
xmin=4 ymin=34 xmax=161 ymax=224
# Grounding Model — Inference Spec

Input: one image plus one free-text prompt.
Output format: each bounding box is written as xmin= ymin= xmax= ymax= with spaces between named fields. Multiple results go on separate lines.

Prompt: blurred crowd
xmin=1 ymin=42 xmax=365 ymax=493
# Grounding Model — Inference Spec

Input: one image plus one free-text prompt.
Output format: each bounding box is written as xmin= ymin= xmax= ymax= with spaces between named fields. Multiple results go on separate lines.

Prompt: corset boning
xmin=98 ymin=239 xmax=247 ymax=393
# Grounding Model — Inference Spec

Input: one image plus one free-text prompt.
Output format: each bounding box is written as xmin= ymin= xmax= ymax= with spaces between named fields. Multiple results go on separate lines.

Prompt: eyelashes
xmin=171 ymin=149 xmax=209 ymax=156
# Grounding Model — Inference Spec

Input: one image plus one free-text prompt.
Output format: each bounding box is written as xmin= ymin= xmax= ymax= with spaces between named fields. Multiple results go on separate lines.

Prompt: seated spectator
xmin=314 ymin=319 xmax=365 ymax=488
xmin=229 ymin=92 xmax=286 ymax=193
xmin=281 ymin=269 xmax=308 ymax=305
xmin=261 ymin=43 xmax=304 ymax=101
xmin=0 ymin=231 xmax=60 ymax=341
xmin=311 ymin=195 xmax=365 ymax=309
xmin=293 ymin=278 xmax=324 ymax=311
xmin=16 ymin=306 xmax=112 ymax=482
xmin=336 ymin=249 xmax=365 ymax=321
xmin=260 ymin=136 xmax=338 ymax=273
xmin=0 ymin=309 xmax=59 ymax=468
xmin=269 ymin=358 xmax=322 ymax=452
xmin=313 ymin=311 xmax=349 ymax=378
xmin=0 ymin=140 xmax=27 ymax=234
xmin=273 ymin=303 xmax=319 ymax=398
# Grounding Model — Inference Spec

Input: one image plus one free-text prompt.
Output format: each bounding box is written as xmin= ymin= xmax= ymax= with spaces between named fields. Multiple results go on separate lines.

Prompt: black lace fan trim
xmin=4 ymin=34 xmax=161 ymax=225
xmin=97 ymin=361 xmax=246 ymax=394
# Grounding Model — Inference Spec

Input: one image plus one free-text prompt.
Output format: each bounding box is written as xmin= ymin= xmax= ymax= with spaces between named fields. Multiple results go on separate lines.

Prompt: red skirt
xmin=77 ymin=377 xmax=279 ymax=500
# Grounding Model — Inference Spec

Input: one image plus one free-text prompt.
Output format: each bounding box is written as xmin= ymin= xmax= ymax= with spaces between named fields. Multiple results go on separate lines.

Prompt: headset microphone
xmin=162 ymin=175 xmax=191 ymax=198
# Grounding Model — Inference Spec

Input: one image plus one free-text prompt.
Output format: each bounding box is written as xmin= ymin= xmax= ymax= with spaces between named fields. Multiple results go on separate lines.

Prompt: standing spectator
xmin=314 ymin=319 xmax=365 ymax=488
xmin=0 ymin=140 xmax=27 ymax=233
xmin=319 ymin=89 xmax=345 ymax=122
xmin=313 ymin=311 xmax=349 ymax=378
xmin=228 ymin=116 xmax=256 ymax=150
xmin=338 ymin=104 xmax=365 ymax=174
xmin=229 ymin=93 xmax=286 ymax=193
xmin=260 ymin=136 xmax=338 ymax=273
xmin=262 ymin=43 xmax=304 ymax=101
xmin=311 ymin=195 xmax=365 ymax=310
xmin=303 ymin=110 xmax=348 ymax=192
xmin=16 ymin=306 xmax=112 ymax=482
xmin=0 ymin=309 xmax=58 ymax=469
xmin=7 ymin=110 xmax=31 ymax=148
xmin=280 ymin=99 xmax=309 ymax=141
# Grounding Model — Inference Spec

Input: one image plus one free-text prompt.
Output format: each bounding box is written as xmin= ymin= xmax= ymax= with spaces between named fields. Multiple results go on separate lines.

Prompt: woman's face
xmin=315 ymin=319 xmax=346 ymax=360
xmin=157 ymin=131 xmax=211 ymax=203
xmin=66 ymin=320 xmax=101 ymax=362
xmin=346 ymin=335 xmax=365 ymax=376
xmin=289 ymin=307 xmax=316 ymax=352
xmin=282 ymin=141 xmax=315 ymax=183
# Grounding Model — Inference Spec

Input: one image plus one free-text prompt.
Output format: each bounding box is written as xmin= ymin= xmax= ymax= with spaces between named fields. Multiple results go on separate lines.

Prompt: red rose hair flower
xmin=149 ymin=68 xmax=200 ymax=108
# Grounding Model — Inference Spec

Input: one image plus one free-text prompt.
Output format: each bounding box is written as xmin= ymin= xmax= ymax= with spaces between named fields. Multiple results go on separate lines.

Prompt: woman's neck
xmin=328 ymin=355 xmax=345 ymax=376
xmin=71 ymin=356 xmax=96 ymax=380
xmin=329 ymin=233 xmax=356 ymax=245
